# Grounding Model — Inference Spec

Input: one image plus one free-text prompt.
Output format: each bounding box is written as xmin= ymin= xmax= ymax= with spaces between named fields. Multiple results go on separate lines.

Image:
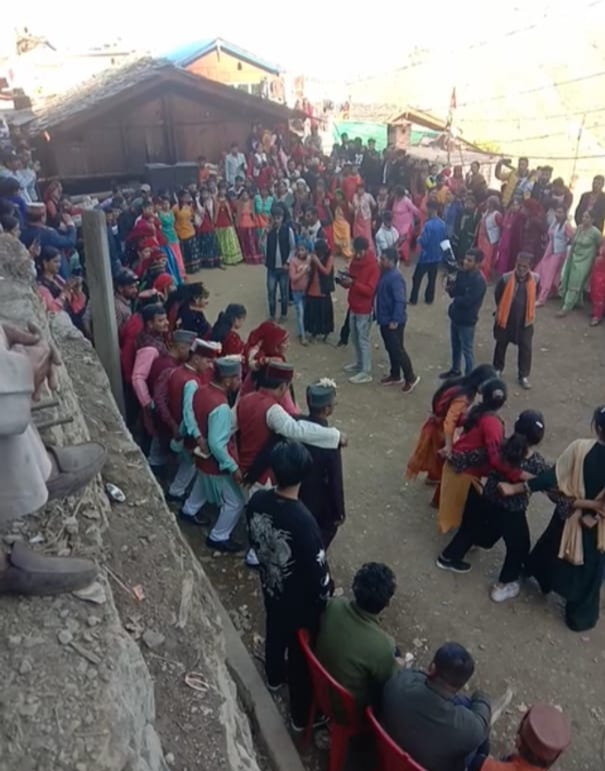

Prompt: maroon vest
xmin=193 ymin=384 xmax=238 ymax=475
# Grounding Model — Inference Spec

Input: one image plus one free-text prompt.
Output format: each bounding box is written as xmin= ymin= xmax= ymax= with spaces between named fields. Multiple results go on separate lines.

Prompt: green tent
xmin=333 ymin=122 xmax=387 ymax=151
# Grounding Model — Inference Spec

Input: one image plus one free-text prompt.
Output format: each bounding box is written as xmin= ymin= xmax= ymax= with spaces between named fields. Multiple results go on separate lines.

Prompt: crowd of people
xmin=3 ymin=124 xmax=604 ymax=771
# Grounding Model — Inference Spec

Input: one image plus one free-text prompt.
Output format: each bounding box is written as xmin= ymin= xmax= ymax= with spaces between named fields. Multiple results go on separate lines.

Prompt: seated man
xmin=474 ymin=704 xmax=570 ymax=771
xmin=315 ymin=562 xmax=397 ymax=710
xmin=381 ymin=642 xmax=491 ymax=771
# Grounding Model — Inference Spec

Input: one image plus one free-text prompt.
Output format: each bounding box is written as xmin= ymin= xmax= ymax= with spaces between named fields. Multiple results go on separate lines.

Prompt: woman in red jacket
xmin=436 ymin=377 xmax=524 ymax=536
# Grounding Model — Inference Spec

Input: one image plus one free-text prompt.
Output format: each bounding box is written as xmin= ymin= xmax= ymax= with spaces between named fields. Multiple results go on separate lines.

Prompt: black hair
xmin=141 ymin=303 xmax=166 ymax=324
xmin=271 ymin=203 xmax=286 ymax=218
xmin=433 ymin=642 xmax=475 ymax=690
xmin=165 ymin=281 xmax=208 ymax=316
xmin=352 ymin=562 xmax=396 ymax=615
xmin=463 ymin=377 xmax=507 ymax=432
xmin=591 ymin=405 xmax=605 ymax=438
xmin=501 ymin=409 xmax=545 ymax=466
xmin=381 ymin=210 xmax=393 ymax=223
xmin=40 ymin=246 xmax=61 ymax=262
xmin=0 ymin=200 xmax=16 ymax=217
xmin=382 ymin=247 xmax=398 ymax=265
xmin=519 ymin=156 xmax=529 ymax=165
xmin=314 ymin=238 xmax=331 ymax=261
xmin=0 ymin=177 xmax=20 ymax=197
xmin=211 ymin=303 xmax=247 ymax=343
xmin=353 ymin=235 xmax=369 ymax=252
xmin=466 ymin=248 xmax=484 ymax=264
xmin=427 ymin=199 xmax=439 ymax=212
xmin=0 ymin=213 xmax=19 ymax=232
xmin=594 ymin=174 xmax=605 ymax=184
xmin=270 ymin=440 xmax=312 ymax=488
xmin=431 ymin=364 xmax=496 ymax=414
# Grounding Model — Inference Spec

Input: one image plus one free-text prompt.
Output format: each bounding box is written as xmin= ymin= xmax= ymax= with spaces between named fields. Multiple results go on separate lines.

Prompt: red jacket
xmin=236 ymin=391 xmax=277 ymax=483
xmin=347 ymin=253 xmax=380 ymax=315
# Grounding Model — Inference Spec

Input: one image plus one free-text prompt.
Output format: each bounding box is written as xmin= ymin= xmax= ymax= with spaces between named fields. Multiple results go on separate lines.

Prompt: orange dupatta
xmin=496 ymin=273 xmax=536 ymax=329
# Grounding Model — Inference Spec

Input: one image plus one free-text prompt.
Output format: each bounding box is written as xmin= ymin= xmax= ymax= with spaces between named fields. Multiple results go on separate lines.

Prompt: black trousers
xmin=379 ymin=324 xmax=416 ymax=382
xmin=265 ymin=606 xmax=317 ymax=727
xmin=339 ymin=308 xmax=351 ymax=345
xmin=442 ymin=486 xmax=530 ymax=583
xmin=493 ymin=325 xmax=533 ymax=378
xmin=410 ymin=262 xmax=439 ymax=304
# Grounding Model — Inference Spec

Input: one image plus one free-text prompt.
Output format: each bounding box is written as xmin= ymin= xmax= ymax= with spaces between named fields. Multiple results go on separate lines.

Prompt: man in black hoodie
xmin=441 ymin=248 xmax=486 ymax=378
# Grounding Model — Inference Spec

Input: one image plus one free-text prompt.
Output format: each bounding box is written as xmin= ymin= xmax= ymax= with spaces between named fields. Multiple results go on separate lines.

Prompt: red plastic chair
xmin=297 ymin=628 xmax=365 ymax=771
xmin=366 ymin=706 xmax=428 ymax=771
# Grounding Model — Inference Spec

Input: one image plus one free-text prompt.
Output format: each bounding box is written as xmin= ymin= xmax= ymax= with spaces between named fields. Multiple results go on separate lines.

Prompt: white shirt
xmin=224 ymin=153 xmax=246 ymax=186
xmin=375 ymin=225 xmax=400 ymax=257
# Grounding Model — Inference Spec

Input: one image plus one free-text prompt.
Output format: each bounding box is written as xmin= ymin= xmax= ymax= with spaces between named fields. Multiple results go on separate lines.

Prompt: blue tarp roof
xmin=163 ymin=37 xmax=281 ymax=74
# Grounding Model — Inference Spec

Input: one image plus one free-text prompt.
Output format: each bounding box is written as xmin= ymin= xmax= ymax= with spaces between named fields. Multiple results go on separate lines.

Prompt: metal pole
xmin=82 ymin=210 xmax=125 ymax=416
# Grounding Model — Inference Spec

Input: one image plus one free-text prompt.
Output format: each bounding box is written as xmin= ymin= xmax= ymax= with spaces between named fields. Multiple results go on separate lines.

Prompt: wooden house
xmin=23 ymin=58 xmax=298 ymax=187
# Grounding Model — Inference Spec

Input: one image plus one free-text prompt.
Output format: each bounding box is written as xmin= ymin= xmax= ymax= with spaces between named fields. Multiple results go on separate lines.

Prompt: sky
xmin=0 ymin=0 xmax=588 ymax=80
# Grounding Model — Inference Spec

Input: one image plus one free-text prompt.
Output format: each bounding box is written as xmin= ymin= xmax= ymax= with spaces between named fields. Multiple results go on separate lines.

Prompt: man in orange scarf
xmin=493 ymin=252 xmax=538 ymax=390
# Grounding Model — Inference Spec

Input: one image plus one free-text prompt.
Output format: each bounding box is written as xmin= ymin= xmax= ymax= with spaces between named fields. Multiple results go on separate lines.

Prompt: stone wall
xmin=0 ymin=234 xmax=262 ymax=771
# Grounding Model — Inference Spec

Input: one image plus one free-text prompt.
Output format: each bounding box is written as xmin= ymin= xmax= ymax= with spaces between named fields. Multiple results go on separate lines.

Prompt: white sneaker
xmin=245 ymin=548 xmax=260 ymax=567
xmin=490 ymin=581 xmax=520 ymax=603
xmin=349 ymin=372 xmax=373 ymax=384
xmin=343 ymin=362 xmax=359 ymax=373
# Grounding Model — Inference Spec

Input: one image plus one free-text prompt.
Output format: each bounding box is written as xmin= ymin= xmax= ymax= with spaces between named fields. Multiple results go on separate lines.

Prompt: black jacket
xmin=266 ymin=224 xmax=294 ymax=270
xmin=447 ymin=270 xmax=486 ymax=326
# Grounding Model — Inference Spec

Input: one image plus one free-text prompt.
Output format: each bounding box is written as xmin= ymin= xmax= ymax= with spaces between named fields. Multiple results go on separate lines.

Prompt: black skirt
xmin=304 ymin=295 xmax=334 ymax=337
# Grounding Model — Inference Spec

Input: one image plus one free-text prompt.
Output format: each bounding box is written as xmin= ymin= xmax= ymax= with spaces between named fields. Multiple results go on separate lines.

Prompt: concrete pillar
xmin=82 ymin=210 xmax=125 ymax=416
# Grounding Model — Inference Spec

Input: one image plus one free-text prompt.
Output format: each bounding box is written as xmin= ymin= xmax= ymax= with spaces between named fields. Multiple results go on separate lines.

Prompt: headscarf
xmin=245 ymin=321 xmax=288 ymax=363
xmin=153 ymin=273 xmax=173 ymax=293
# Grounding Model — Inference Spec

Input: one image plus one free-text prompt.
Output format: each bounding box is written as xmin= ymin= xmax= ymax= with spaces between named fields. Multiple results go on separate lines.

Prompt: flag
xmin=446 ymin=87 xmax=457 ymax=131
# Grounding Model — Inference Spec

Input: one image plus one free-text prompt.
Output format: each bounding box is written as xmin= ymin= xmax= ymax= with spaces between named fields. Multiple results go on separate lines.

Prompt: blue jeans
xmin=292 ymin=291 xmax=305 ymax=337
xmin=350 ymin=312 xmax=372 ymax=373
xmin=450 ymin=321 xmax=476 ymax=375
xmin=266 ymin=268 xmax=289 ymax=319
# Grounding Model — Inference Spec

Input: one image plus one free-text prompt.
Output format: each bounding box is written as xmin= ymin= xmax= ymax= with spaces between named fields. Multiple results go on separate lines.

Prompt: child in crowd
xmin=288 ymin=243 xmax=311 ymax=345
xmin=196 ymin=189 xmax=222 ymax=269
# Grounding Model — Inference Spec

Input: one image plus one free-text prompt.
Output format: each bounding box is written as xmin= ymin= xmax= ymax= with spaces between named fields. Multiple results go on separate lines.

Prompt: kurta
xmin=477 ymin=210 xmax=503 ymax=282
xmin=535 ymin=220 xmax=574 ymax=304
xmin=494 ymin=209 xmax=525 ymax=275
xmin=559 ymin=225 xmax=601 ymax=311
xmin=526 ymin=440 xmax=605 ymax=631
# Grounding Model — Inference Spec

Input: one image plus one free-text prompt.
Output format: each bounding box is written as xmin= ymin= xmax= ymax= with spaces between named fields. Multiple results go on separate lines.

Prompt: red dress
xmin=590 ymin=248 xmax=605 ymax=320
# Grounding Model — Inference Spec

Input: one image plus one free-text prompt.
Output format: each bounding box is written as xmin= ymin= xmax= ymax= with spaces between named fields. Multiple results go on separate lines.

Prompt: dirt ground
xmin=182 ymin=259 xmax=605 ymax=771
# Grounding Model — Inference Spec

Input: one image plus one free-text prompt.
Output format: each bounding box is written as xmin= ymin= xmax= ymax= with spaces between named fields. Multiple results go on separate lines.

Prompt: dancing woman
xmin=406 ymin=365 xmax=496 ymax=507
xmin=436 ymin=377 xmax=524 ymax=535
xmin=499 ymin=406 xmax=605 ymax=632
xmin=438 ymin=410 xmax=547 ymax=603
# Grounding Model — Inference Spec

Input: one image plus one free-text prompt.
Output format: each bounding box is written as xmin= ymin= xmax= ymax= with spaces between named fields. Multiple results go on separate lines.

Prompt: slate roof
xmin=23 ymin=57 xmax=298 ymax=135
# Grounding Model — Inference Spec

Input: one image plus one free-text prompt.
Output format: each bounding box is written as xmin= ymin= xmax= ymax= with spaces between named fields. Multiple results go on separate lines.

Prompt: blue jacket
xmin=375 ymin=266 xmax=407 ymax=326
xmin=20 ymin=223 xmax=77 ymax=252
xmin=418 ymin=216 xmax=447 ymax=264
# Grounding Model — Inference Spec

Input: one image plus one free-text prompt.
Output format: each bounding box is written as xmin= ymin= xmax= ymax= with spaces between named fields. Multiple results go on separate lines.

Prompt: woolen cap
xmin=519 ymin=704 xmax=571 ymax=764
xmin=265 ymin=361 xmax=294 ymax=383
xmin=215 ymin=356 xmax=242 ymax=378
xmin=192 ymin=339 xmax=222 ymax=358
xmin=172 ymin=330 xmax=196 ymax=345
xmin=306 ymin=379 xmax=336 ymax=409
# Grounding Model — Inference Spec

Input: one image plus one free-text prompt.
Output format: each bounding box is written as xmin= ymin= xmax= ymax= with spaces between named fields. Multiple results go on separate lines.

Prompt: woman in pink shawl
xmin=536 ymin=205 xmax=574 ymax=306
xmin=494 ymin=197 xmax=526 ymax=275
xmin=390 ymin=185 xmax=419 ymax=263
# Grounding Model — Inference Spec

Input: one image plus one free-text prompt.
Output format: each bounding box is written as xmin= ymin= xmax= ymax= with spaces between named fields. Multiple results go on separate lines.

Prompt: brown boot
xmin=46 ymin=443 xmax=107 ymax=501
xmin=0 ymin=542 xmax=97 ymax=596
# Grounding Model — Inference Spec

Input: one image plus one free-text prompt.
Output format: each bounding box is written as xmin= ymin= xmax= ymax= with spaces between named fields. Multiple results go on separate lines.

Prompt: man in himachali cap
xmin=479 ymin=703 xmax=571 ymax=771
